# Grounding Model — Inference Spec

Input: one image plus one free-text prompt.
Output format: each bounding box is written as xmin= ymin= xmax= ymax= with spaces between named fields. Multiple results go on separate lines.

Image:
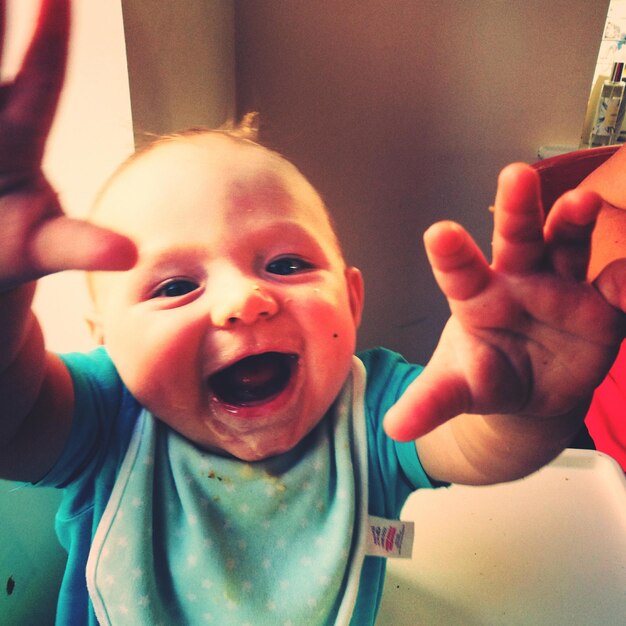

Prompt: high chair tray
xmin=377 ymin=449 xmax=626 ymax=625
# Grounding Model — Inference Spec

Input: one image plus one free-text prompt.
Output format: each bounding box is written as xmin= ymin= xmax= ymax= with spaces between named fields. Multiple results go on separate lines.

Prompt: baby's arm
xmin=0 ymin=0 xmax=135 ymax=482
xmin=384 ymin=164 xmax=626 ymax=485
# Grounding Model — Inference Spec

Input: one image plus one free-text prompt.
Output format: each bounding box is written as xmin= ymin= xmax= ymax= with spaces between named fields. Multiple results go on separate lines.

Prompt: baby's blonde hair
xmin=91 ymin=112 xmax=262 ymax=211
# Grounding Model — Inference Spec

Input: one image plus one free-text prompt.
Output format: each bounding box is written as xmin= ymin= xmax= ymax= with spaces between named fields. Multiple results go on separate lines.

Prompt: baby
xmin=1 ymin=2 xmax=625 ymax=625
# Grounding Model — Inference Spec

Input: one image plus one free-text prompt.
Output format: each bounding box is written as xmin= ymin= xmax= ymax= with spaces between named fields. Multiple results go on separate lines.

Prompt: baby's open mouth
xmin=209 ymin=352 xmax=297 ymax=407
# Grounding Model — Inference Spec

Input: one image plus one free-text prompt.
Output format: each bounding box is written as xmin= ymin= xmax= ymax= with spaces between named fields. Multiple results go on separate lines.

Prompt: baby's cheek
xmin=303 ymin=295 xmax=358 ymax=357
xmin=295 ymin=286 xmax=351 ymax=320
xmin=113 ymin=322 xmax=200 ymax=407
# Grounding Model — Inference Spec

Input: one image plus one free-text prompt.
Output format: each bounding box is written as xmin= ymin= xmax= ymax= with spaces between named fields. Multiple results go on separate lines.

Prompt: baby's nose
xmin=210 ymin=280 xmax=278 ymax=328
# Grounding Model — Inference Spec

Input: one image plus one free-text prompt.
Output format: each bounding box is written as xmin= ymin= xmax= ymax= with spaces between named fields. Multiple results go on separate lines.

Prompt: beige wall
xmin=234 ymin=1 xmax=609 ymax=364
xmin=121 ymin=0 xmax=236 ymax=142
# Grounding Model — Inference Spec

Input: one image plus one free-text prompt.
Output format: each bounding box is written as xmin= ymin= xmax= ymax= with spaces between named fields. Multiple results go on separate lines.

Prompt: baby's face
xmin=90 ymin=135 xmax=364 ymax=460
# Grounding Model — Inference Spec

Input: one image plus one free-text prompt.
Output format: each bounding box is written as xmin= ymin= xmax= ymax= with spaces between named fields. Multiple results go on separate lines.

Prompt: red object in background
xmin=533 ymin=145 xmax=620 ymax=212
xmin=586 ymin=342 xmax=626 ymax=471
xmin=534 ymin=145 xmax=626 ymax=472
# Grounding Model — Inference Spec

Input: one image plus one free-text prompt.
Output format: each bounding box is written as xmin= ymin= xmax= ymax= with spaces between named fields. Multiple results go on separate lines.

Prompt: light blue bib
xmin=87 ymin=359 xmax=368 ymax=625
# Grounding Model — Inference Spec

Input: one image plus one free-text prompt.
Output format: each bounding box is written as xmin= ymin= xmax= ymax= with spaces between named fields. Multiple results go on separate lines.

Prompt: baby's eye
xmin=152 ymin=279 xmax=199 ymax=298
xmin=266 ymin=256 xmax=314 ymax=276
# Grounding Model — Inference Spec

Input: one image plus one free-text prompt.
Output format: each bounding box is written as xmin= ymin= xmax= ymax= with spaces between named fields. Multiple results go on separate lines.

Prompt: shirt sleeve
xmin=36 ymin=347 xmax=137 ymax=489
xmin=358 ymin=348 xmax=440 ymax=519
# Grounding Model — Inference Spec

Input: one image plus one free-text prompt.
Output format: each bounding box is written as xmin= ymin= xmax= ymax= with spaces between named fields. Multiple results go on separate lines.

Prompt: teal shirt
xmin=40 ymin=347 xmax=434 ymax=625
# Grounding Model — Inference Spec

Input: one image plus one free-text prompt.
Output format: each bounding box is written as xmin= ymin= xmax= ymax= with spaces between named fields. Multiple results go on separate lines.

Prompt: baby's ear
xmin=345 ymin=266 xmax=365 ymax=327
xmin=84 ymin=309 xmax=105 ymax=345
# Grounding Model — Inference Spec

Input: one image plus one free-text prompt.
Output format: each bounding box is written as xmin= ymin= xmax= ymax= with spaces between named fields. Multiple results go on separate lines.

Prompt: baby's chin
xmin=200 ymin=419 xmax=322 ymax=462
xmin=217 ymin=433 xmax=309 ymax=462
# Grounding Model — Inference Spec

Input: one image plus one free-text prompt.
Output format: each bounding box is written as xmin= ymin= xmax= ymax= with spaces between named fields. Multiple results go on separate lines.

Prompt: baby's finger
xmin=543 ymin=189 xmax=602 ymax=281
xmin=492 ymin=163 xmax=545 ymax=274
xmin=424 ymin=220 xmax=491 ymax=301
xmin=29 ymin=216 xmax=137 ymax=276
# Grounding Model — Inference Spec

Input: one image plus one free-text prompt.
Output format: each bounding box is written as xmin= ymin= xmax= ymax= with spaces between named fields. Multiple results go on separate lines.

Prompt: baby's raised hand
xmin=385 ymin=163 xmax=626 ymax=441
xmin=0 ymin=0 xmax=135 ymax=291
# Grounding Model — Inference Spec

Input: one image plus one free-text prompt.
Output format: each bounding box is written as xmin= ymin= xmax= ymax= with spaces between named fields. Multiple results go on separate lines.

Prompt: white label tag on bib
xmin=366 ymin=515 xmax=414 ymax=559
